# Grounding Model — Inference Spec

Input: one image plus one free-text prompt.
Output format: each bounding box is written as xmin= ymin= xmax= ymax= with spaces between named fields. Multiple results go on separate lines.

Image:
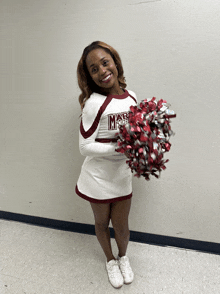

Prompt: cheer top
xmin=75 ymin=89 xmax=137 ymax=203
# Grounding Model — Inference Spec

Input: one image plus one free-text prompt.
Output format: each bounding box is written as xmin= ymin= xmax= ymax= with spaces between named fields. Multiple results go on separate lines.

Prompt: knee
xmin=95 ymin=220 xmax=110 ymax=232
xmin=113 ymin=224 xmax=130 ymax=237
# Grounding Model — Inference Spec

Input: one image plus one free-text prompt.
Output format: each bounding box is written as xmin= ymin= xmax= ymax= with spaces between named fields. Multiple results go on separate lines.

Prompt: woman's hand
xmin=124 ymin=150 xmax=130 ymax=158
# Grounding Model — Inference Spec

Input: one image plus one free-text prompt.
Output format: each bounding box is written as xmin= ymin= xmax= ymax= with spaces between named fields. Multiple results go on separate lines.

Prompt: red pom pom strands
xmin=116 ymin=97 xmax=176 ymax=180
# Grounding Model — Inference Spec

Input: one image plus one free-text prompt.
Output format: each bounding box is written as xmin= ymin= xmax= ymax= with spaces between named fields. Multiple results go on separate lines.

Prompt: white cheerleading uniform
xmin=75 ymin=89 xmax=137 ymax=203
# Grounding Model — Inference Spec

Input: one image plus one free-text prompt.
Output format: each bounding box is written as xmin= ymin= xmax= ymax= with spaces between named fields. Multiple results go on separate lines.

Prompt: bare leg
xmin=90 ymin=202 xmax=115 ymax=262
xmin=110 ymin=198 xmax=131 ymax=257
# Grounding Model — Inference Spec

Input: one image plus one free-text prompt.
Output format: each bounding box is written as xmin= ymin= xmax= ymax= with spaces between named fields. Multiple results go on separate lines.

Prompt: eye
xmin=103 ymin=60 xmax=109 ymax=66
xmin=91 ymin=67 xmax=98 ymax=74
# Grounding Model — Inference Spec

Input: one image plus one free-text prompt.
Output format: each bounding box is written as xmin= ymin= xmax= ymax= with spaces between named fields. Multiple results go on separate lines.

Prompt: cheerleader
xmin=76 ymin=41 xmax=137 ymax=289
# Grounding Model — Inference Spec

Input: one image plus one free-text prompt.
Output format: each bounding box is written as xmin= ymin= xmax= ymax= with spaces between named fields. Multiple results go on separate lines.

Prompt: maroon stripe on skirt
xmin=75 ymin=185 xmax=132 ymax=204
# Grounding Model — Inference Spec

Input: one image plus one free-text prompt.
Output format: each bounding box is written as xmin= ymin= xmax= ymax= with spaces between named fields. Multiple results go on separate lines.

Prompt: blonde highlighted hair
xmin=77 ymin=41 xmax=127 ymax=109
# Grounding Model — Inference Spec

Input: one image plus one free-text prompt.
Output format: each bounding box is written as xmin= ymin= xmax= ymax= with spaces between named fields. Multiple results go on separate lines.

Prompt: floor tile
xmin=0 ymin=219 xmax=220 ymax=293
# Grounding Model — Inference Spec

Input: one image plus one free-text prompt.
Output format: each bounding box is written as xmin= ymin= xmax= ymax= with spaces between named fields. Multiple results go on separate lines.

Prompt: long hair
xmin=77 ymin=41 xmax=127 ymax=109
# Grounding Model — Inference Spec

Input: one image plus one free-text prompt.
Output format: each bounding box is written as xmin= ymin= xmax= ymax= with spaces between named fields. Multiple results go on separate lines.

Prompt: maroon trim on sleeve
xmin=95 ymin=138 xmax=117 ymax=143
xmin=128 ymin=93 xmax=137 ymax=104
xmin=75 ymin=185 xmax=132 ymax=204
xmin=80 ymin=96 xmax=113 ymax=139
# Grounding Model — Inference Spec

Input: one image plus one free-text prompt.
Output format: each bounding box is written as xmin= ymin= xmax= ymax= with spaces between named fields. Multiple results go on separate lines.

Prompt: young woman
xmin=75 ymin=41 xmax=137 ymax=289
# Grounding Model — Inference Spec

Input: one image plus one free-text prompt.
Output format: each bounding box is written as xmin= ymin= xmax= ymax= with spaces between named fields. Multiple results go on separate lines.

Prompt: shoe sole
xmin=124 ymin=281 xmax=133 ymax=285
xmin=108 ymin=280 xmax=123 ymax=289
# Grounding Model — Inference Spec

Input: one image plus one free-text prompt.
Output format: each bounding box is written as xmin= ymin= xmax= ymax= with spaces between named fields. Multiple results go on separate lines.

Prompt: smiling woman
xmin=77 ymin=41 xmax=127 ymax=109
xmin=75 ymin=41 xmax=137 ymax=288
xmin=85 ymin=48 xmax=123 ymax=95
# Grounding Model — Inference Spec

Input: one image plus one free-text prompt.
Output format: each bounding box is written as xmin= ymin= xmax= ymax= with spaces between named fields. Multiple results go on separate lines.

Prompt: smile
xmin=101 ymin=74 xmax=112 ymax=83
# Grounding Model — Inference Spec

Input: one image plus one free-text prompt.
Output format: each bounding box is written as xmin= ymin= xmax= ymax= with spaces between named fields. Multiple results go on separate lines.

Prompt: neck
xmin=100 ymin=87 xmax=124 ymax=96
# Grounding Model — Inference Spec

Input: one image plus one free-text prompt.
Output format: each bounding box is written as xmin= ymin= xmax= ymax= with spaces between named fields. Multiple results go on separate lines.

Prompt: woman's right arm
xmin=79 ymin=100 xmax=117 ymax=157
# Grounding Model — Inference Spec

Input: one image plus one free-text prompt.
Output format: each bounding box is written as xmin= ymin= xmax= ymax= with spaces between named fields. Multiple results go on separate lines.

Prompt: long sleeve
xmin=79 ymin=96 xmax=118 ymax=157
xmin=79 ymin=136 xmax=117 ymax=157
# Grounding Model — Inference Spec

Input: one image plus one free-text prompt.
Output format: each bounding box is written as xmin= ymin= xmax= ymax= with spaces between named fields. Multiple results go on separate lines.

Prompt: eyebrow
xmin=89 ymin=57 xmax=106 ymax=68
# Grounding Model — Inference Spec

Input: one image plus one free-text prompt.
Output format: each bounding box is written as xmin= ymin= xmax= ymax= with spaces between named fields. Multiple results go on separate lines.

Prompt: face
xmin=86 ymin=48 xmax=121 ymax=95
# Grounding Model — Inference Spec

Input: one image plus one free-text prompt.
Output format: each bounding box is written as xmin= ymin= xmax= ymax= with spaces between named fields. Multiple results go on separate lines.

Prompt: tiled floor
xmin=0 ymin=219 xmax=220 ymax=294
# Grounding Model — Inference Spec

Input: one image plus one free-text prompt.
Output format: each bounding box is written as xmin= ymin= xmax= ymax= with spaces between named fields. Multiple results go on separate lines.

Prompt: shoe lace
xmin=120 ymin=259 xmax=132 ymax=274
xmin=108 ymin=263 xmax=120 ymax=278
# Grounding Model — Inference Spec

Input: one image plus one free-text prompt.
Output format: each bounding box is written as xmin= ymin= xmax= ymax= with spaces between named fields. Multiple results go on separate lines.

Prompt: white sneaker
xmin=106 ymin=259 xmax=124 ymax=289
xmin=117 ymin=256 xmax=134 ymax=284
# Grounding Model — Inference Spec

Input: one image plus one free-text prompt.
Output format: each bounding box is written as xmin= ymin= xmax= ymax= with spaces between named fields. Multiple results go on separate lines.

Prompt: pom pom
xmin=116 ymin=97 xmax=176 ymax=180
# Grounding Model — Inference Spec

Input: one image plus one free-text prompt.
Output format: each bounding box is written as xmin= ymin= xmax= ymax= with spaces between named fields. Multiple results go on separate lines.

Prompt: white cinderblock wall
xmin=0 ymin=0 xmax=220 ymax=243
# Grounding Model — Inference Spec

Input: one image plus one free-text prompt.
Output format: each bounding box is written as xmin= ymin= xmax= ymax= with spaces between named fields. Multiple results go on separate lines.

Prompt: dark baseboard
xmin=1 ymin=210 xmax=219 ymax=255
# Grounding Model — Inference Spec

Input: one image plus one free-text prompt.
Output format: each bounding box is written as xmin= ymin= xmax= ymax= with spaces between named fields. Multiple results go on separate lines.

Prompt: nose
xmin=99 ymin=65 xmax=107 ymax=75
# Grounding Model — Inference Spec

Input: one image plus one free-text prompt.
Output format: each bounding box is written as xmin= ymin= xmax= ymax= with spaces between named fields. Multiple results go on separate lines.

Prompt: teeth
xmin=102 ymin=74 xmax=111 ymax=81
